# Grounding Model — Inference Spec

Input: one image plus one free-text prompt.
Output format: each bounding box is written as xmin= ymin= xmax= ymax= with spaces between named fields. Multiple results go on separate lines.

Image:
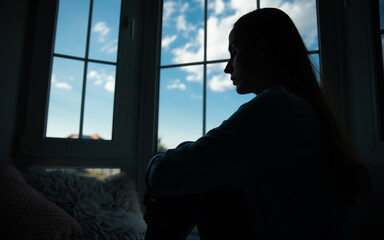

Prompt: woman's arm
xmin=146 ymin=86 xmax=320 ymax=197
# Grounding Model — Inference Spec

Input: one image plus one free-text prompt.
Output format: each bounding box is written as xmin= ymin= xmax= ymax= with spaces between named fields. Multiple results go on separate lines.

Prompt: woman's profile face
xmin=224 ymin=29 xmax=268 ymax=95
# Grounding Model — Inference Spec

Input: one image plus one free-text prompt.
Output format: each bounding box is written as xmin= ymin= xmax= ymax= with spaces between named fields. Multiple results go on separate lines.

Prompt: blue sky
xmin=46 ymin=0 xmax=120 ymax=139
xmin=46 ymin=0 xmax=319 ymax=149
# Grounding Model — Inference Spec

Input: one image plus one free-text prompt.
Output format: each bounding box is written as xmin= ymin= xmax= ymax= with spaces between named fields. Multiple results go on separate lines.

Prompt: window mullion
xmin=79 ymin=0 xmax=95 ymax=139
xmin=160 ymin=59 xmax=228 ymax=69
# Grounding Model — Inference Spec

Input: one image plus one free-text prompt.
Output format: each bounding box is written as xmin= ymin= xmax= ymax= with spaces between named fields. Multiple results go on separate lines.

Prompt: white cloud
xmin=105 ymin=80 xmax=115 ymax=92
xmin=93 ymin=21 xmax=111 ymax=42
xmin=209 ymin=0 xmax=225 ymax=15
xmin=180 ymin=3 xmax=189 ymax=13
xmin=229 ymin=0 xmax=256 ymax=15
xmin=167 ymin=79 xmax=186 ymax=90
xmin=51 ymin=74 xmax=72 ymax=90
xmin=87 ymin=70 xmax=98 ymax=79
xmin=55 ymin=82 xmax=72 ymax=90
xmin=176 ymin=14 xmax=196 ymax=32
xmin=100 ymin=39 xmax=118 ymax=54
xmin=162 ymin=35 xmax=177 ymax=49
xmin=208 ymin=74 xmax=234 ymax=92
xmin=87 ymin=70 xmax=115 ymax=92
xmin=51 ymin=74 xmax=57 ymax=83
xmin=184 ymin=65 xmax=203 ymax=83
xmin=163 ymin=1 xmax=176 ymax=26
xmin=207 ymin=15 xmax=238 ymax=61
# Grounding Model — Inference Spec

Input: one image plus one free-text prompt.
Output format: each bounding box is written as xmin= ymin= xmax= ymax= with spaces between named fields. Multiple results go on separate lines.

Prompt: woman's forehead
xmin=228 ymin=30 xmax=238 ymax=47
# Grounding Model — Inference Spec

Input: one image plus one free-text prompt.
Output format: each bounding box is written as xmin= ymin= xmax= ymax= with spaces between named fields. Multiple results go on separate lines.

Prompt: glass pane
xmin=206 ymin=63 xmax=254 ymax=131
xmin=260 ymin=0 xmax=319 ymax=51
xmin=82 ymin=63 xmax=116 ymax=140
xmin=46 ymin=57 xmax=84 ymax=138
xmin=89 ymin=0 xmax=122 ymax=62
xmin=207 ymin=0 xmax=257 ymax=61
xmin=161 ymin=0 xmax=204 ymax=66
xmin=158 ymin=66 xmax=204 ymax=150
xmin=309 ymin=53 xmax=321 ymax=84
xmin=54 ymin=0 xmax=90 ymax=57
xmin=380 ymin=0 xmax=384 ymax=29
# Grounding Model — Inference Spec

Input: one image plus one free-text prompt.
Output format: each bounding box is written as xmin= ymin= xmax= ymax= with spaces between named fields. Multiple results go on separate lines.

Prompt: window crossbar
xmin=53 ymin=53 xmax=117 ymax=66
xmin=159 ymin=50 xmax=319 ymax=70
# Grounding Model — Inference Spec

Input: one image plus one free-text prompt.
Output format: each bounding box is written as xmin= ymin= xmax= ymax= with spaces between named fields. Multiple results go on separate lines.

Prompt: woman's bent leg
xmin=144 ymin=193 xmax=198 ymax=240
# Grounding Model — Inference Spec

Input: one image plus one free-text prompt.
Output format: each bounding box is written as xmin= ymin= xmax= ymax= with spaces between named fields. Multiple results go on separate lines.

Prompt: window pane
xmin=207 ymin=0 xmax=256 ymax=61
xmin=206 ymin=63 xmax=254 ymax=131
xmin=82 ymin=63 xmax=116 ymax=140
xmin=309 ymin=53 xmax=320 ymax=84
xmin=161 ymin=0 xmax=204 ymax=66
xmin=158 ymin=66 xmax=204 ymax=150
xmin=260 ymin=0 xmax=319 ymax=51
xmin=54 ymin=0 xmax=90 ymax=57
xmin=46 ymin=57 xmax=84 ymax=138
xmin=89 ymin=0 xmax=122 ymax=62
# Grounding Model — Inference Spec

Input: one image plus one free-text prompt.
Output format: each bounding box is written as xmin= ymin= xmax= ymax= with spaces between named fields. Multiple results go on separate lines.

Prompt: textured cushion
xmin=351 ymin=161 xmax=384 ymax=240
xmin=0 ymin=165 xmax=83 ymax=240
xmin=22 ymin=167 xmax=147 ymax=240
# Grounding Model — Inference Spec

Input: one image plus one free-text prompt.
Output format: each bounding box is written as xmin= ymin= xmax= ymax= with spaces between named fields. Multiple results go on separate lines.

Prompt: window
xmin=46 ymin=0 xmax=121 ymax=140
xmin=157 ymin=0 xmax=320 ymax=150
xmin=22 ymin=0 xmax=144 ymax=175
xmin=22 ymin=0 xmax=384 ymax=198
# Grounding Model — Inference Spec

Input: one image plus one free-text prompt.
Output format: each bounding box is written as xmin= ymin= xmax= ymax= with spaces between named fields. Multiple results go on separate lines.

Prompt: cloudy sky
xmin=46 ymin=0 xmax=120 ymax=139
xmin=45 ymin=0 xmax=319 ymax=149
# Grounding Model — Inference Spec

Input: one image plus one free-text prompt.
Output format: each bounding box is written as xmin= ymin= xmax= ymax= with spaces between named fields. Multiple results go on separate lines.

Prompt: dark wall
xmin=0 ymin=1 xmax=34 ymax=167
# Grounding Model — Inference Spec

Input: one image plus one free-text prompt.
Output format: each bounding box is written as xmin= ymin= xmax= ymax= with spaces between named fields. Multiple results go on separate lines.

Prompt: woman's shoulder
xmin=233 ymin=85 xmax=317 ymax=124
xmin=244 ymin=85 xmax=303 ymax=108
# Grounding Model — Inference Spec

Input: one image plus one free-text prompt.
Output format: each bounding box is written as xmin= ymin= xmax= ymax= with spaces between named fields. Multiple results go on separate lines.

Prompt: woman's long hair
xmin=233 ymin=8 xmax=371 ymax=206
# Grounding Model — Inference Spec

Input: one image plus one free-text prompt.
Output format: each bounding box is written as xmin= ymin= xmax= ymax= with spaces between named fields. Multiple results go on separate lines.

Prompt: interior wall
xmin=0 ymin=1 xmax=34 ymax=168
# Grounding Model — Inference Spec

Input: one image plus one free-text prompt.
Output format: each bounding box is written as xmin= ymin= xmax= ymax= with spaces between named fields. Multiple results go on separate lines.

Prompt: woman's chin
xmin=235 ymin=83 xmax=258 ymax=95
xmin=235 ymin=86 xmax=249 ymax=95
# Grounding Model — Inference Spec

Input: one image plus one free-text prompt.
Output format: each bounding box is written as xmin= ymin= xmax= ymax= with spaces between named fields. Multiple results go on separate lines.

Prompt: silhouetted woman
xmin=144 ymin=8 xmax=370 ymax=240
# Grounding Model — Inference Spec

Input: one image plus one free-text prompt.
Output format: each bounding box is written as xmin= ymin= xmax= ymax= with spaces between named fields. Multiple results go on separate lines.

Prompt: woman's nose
xmin=224 ymin=61 xmax=232 ymax=74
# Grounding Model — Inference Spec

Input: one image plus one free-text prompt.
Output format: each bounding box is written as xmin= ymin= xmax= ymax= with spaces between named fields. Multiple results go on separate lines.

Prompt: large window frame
xmin=20 ymin=0 xmax=384 ymax=197
xmin=21 ymin=0 xmax=144 ymax=180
